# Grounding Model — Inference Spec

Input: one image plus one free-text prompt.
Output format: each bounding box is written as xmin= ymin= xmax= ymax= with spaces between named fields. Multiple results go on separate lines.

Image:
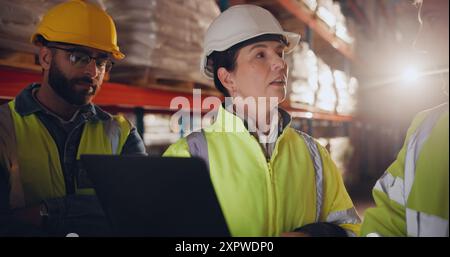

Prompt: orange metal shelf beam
xmin=282 ymin=103 xmax=353 ymax=122
xmin=0 ymin=66 xmax=352 ymax=121
xmin=277 ymin=0 xmax=356 ymax=61
xmin=0 ymin=66 xmax=220 ymax=113
xmin=289 ymin=109 xmax=353 ymax=122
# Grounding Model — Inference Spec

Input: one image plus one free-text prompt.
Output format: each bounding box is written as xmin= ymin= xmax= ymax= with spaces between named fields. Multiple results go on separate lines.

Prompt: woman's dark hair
xmin=208 ymin=34 xmax=288 ymax=97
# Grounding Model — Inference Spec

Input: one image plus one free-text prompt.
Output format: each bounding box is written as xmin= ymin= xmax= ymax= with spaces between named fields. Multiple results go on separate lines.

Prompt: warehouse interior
xmin=0 ymin=0 xmax=448 ymax=237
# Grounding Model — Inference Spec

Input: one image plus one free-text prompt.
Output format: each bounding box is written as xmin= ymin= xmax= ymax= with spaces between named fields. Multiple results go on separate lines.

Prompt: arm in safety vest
xmin=0 ymin=143 xmax=47 ymax=236
xmin=360 ymin=111 xmax=429 ymax=237
xmin=120 ymin=127 xmax=146 ymax=155
xmin=111 ymin=114 xmax=146 ymax=155
xmin=1 ymin=105 xmax=43 ymax=235
xmin=317 ymin=143 xmax=362 ymax=237
xmin=163 ymin=138 xmax=192 ymax=158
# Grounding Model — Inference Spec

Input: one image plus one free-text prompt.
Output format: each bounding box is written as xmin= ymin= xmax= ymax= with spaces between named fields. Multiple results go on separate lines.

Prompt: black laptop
xmin=79 ymin=155 xmax=230 ymax=237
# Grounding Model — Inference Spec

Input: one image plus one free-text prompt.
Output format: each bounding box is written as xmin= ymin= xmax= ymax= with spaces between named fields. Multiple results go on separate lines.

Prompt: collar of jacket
xmin=14 ymin=83 xmax=111 ymax=121
xmin=204 ymin=102 xmax=292 ymax=135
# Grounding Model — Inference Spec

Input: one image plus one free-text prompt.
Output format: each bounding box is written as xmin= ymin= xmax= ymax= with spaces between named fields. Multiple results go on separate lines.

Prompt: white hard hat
xmin=200 ymin=4 xmax=301 ymax=79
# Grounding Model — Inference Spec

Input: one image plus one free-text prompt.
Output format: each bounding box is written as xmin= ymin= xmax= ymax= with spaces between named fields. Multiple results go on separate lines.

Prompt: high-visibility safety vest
xmin=164 ymin=105 xmax=361 ymax=236
xmin=0 ymin=100 xmax=132 ymax=209
xmin=361 ymin=103 xmax=449 ymax=237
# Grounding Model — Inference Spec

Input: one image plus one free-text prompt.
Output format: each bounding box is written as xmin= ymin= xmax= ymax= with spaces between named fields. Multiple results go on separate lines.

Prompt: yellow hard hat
xmin=31 ymin=0 xmax=124 ymax=60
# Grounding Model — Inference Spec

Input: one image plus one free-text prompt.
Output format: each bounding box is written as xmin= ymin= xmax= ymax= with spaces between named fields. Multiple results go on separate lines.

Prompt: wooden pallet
xmin=109 ymin=65 xmax=219 ymax=96
xmin=0 ymin=50 xmax=220 ymax=96
xmin=0 ymin=50 xmax=40 ymax=72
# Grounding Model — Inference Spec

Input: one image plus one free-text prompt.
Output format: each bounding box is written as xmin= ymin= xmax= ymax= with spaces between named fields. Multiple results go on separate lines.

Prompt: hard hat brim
xmin=31 ymin=32 xmax=125 ymax=60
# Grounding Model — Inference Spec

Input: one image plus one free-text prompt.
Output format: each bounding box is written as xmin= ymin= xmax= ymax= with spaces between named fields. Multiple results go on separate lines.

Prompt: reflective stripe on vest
xmin=372 ymin=104 xmax=448 ymax=236
xmin=372 ymin=172 xmax=448 ymax=236
xmin=373 ymin=172 xmax=405 ymax=206
xmin=294 ymin=130 xmax=361 ymax=231
xmin=186 ymin=129 xmax=210 ymax=172
xmin=294 ymin=130 xmax=324 ymax=222
xmin=326 ymin=208 xmax=361 ymax=227
xmin=326 ymin=208 xmax=361 ymax=237
xmin=404 ymin=103 xmax=448 ymax=237
xmin=1 ymin=101 xmax=131 ymax=208
xmin=186 ymin=128 xmax=325 ymax=222
xmin=406 ymin=208 xmax=448 ymax=237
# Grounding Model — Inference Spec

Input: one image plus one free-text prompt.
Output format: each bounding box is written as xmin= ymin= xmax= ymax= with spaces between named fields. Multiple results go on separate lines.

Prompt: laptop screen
xmin=80 ymin=155 xmax=230 ymax=237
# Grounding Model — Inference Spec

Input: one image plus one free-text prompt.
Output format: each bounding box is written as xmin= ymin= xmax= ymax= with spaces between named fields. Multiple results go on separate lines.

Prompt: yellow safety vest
xmin=361 ymin=103 xmax=449 ymax=237
xmin=0 ymin=100 xmax=131 ymax=209
xmin=164 ymin=105 xmax=361 ymax=236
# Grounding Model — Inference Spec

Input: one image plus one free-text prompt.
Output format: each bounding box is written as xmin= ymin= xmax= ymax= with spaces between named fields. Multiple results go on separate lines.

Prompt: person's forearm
xmin=121 ymin=128 xmax=146 ymax=155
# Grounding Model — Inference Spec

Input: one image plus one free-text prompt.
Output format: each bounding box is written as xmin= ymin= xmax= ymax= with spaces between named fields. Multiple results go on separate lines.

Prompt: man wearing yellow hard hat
xmin=0 ymin=0 xmax=145 ymax=236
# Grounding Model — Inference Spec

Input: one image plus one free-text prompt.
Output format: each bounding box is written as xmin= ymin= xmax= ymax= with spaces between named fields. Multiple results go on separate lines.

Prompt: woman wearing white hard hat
xmin=164 ymin=4 xmax=361 ymax=237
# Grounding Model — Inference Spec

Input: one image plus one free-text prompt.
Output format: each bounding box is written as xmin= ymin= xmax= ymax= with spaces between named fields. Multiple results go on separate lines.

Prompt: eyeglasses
xmin=48 ymin=45 xmax=114 ymax=72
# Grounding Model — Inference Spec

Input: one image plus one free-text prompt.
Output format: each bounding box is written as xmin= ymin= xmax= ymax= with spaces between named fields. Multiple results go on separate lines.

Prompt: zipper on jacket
xmin=63 ymin=121 xmax=87 ymax=194
xmin=250 ymin=135 xmax=278 ymax=236
xmin=267 ymin=160 xmax=278 ymax=236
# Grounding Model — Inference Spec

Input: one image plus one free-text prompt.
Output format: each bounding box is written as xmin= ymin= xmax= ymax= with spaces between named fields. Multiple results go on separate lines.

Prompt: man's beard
xmin=48 ymin=61 xmax=98 ymax=106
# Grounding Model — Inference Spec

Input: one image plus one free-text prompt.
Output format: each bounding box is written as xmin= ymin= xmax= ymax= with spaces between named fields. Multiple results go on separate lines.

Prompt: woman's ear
xmin=39 ymin=47 xmax=53 ymax=71
xmin=218 ymin=67 xmax=236 ymax=96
